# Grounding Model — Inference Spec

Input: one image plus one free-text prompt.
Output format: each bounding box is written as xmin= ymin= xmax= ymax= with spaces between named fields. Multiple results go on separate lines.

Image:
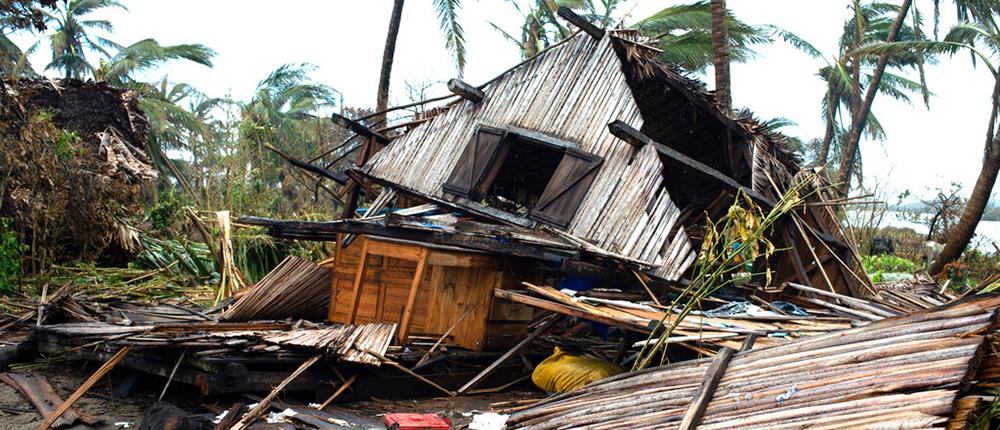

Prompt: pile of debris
xmin=0 ymin=78 xmax=156 ymax=264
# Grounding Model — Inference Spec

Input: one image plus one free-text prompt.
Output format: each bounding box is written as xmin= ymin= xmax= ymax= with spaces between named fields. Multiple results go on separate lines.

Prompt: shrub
xmin=862 ymin=254 xmax=916 ymax=275
xmin=0 ymin=218 xmax=25 ymax=294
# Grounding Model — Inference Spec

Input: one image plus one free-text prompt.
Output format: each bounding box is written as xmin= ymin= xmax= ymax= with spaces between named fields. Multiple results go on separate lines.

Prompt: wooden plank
xmin=677 ymin=347 xmax=735 ymax=430
xmin=330 ymin=112 xmax=390 ymax=144
xmin=36 ymin=346 xmax=130 ymax=430
xmin=398 ymin=249 xmax=430 ymax=344
xmin=366 ymin=239 xmax=424 ymax=261
xmin=158 ymin=350 xmax=186 ymax=401
xmin=347 ymin=241 xmax=371 ymax=324
xmin=457 ymin=314 xmax=562 ymax=394
xmin=265 ymin=144 xmax=347 ymax=186
xmin=365 ymin=350 xmax=456 ymax=397
xmin=495 ymin=289 xmax=650 ymax=333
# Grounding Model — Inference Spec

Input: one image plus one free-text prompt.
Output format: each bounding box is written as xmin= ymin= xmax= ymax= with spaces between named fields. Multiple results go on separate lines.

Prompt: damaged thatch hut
xmin=243 ymin=12 xmax=873 ymax=357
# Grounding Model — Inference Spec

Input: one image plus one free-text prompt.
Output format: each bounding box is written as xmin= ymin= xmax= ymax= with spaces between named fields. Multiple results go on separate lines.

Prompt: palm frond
xmin=767 ymin=25 xmax=823 ymax=58
xmin=433 ymin=0 xmax=466 ymax=75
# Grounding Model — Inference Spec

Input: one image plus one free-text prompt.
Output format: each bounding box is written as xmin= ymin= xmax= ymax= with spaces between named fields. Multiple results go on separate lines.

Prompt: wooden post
xmin=677 ymin=347 xmax=735 ymax=430
xmin=447 ymin=79 xmax=485 ymax=103
xmin=397 ymin=248 xmax=429 ymax=344
xmin=608 ymin=120 xmax=774 ymax=208
xmin=347 ymin=241 xmax=371 ymax=324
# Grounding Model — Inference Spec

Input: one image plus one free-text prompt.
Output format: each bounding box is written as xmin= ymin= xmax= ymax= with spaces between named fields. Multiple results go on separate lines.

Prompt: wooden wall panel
xmin=328 ymin=236 xmax=524 ymax=350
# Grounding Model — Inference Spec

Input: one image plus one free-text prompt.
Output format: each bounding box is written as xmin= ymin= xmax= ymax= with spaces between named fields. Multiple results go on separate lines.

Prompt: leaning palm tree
xmin=32 ymin=0 xmax=124 ymax=79
xmin=785 ymin=1 xmax=930 ymax=169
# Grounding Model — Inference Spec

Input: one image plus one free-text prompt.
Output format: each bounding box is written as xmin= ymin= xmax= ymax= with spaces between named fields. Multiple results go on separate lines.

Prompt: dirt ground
xmin=0 ymin=360 xmax=542 ymax=429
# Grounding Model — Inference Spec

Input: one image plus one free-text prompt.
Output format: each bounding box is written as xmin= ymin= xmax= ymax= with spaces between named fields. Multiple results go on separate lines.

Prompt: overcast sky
xmin=9 ymin=1 xmax=994 ymax=202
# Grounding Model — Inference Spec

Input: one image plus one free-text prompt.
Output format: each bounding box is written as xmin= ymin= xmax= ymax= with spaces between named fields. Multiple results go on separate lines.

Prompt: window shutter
xmin=443 ymin=126 xmax=506 ymax=197
xmin=530 ymin=150 xmax=603 ymax=227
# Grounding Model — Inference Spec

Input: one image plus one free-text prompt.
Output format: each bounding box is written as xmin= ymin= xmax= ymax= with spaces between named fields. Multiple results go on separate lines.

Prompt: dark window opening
xmin=443 ymin=125 xmax=603 ymax=227
xmin=480 ymin=137 xmax=564 ymax=216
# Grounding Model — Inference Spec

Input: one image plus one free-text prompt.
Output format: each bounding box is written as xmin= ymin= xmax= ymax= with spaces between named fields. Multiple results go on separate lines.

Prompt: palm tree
xmin=836 ymin=0 xmax=914 ymax=192
xmin=434 ymin=0 xmax=466 ymax=74
xmin=94 ymin=38 xmax=214 ymax=86
xmin=800 ymin=1 xmax=929 ymax=168
xmin=33 ymin=0 xmax=125 ymax=79
xmin=239 ymin=64 xmax=340 ymax=213
xmin=635 ymin=1 xmax=771 ymax=73
xmin=898 ymin=5 xmax=1000 ymax=274
xmin=489 ymin=0 xmax=620 ymax=59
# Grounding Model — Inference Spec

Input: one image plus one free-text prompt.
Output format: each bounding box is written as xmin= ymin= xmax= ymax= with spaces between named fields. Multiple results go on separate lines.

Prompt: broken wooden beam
xmin=265 ymin=144 xmax=348 ymax=186
xmin=447 ymin=78 xmax=485 ymax=103
xmin=677 ymin=347 xmax=735 ymax=430
xmin=557 ymin=6 xmax=605 ymax=40
xmin=317 ymin=374 xmax=357 ymax=410
xmin=330 ymin=112 xmax=390 ymax=144
xmin=365 ymin=350 xmax=456 ymax=397
xmin=607 ymin=120 xmax=774 ymax=208
xmin=37 ymin=346 xmax=130 ymax=430
xmin=231 ymin=354 xmax=322 ymax=430
xmin=457 ymin=314 xmax=562 ymax=395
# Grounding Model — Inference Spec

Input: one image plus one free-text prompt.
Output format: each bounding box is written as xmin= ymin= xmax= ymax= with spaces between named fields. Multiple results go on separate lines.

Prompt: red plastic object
xmin=383 ymin=413 xmax=452 ymax=430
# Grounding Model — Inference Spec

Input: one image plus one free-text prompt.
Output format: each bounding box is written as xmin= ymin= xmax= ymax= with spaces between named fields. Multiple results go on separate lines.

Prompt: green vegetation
xmin=862 ymin=254 xmax=916 ymax=274
xmin=0 ymin=218 xmax=25 ymax=294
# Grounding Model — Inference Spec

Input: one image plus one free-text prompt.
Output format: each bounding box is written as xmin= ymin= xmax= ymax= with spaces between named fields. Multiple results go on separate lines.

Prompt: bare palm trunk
xmin=711 ymin=0 xmax=731 ymax=111
xmin=375 ymin=0 xmax=405 ymax=126
xmin=818 ymin=87 xmax=837 ymax=166
xmin=929 ymin=75 xmax=1000 ymax=274
xmin=837 ymin=0 xmax=913 ymax=193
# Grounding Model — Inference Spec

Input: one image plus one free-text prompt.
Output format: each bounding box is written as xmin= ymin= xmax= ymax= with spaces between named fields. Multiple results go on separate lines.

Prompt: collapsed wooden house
xmin=243 ymin=11 xmax=872 ymax=354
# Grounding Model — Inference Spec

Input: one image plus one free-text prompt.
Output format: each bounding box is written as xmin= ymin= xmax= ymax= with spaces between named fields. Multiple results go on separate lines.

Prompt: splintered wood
xmin=222 ymin=256 xmax=332 ymax=321
xmin=500 ymin=283 xmax=853 ymax=351
xmin=505 ymin=295 xmax=1000 ymax=430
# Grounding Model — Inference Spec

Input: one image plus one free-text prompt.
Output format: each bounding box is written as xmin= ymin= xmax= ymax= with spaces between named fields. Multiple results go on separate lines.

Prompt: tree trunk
xmin=710 ymin=0 xmax=731 ymax=112
xmin=837 ymin=0 xmax=913 ymax=193
xmin=374 ymin=0 xmax=405 ymax=127
xmin=929 ymin=74 xmax=1000 ymax=274
xmin=817 ymin=85 xmax=837 ymax=166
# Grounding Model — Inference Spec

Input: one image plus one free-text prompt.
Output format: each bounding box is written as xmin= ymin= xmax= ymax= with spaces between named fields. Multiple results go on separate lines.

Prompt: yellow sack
xmin=531 ymin=347 xmax=625 ymax=393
